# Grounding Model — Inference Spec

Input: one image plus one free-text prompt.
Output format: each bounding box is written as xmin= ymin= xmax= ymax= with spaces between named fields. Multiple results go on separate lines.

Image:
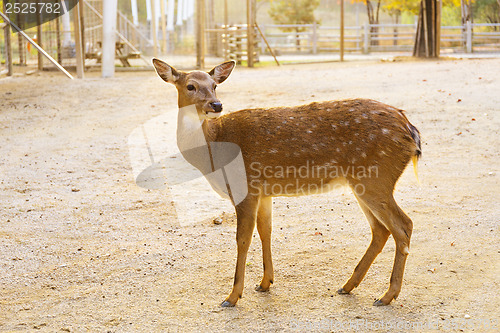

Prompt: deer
xmin=152 ymin=58 xmax=421 ymax=307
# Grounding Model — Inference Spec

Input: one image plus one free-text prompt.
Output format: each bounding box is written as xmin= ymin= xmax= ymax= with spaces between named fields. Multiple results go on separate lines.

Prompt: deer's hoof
xmin=221 ymin=300 xmax=235 ymax=307
xmin=337 ymin=288 xmax=350 ymax=295
xmin=373 ymin=299 xmax=389 ymax=306
xmin=255 ymin=285 xmax=269 ymax=292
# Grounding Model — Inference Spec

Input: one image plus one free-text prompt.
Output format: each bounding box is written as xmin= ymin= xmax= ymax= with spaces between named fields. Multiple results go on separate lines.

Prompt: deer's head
xmin=153 ymin=58 xmax=236 ymax=119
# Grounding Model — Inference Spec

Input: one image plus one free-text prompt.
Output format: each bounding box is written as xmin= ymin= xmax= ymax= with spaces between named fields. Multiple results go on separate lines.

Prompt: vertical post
xmin=224 ymin=0 xmax=229 ymax=60
xmin=79 ymin=0 xmax=85 ymax=59
xmin=466 ymin=20 xmax=472 ymax=53
xmin=37 ymin=11 xmax=43 ymax=70
xmin=340 ymin=0 xmax=344 ymax=61
xmin=151 ymin=0 xmax=158 ymax=57
xmin=436 ymin=0 xmax=441 ymax=56
xmin=160 ymin=0 xmax=167 ymax=53
xmin=363 ymin=23 xmax=369 ymax=54
xmin=312 ymin=22 xmax=317 ymax=54
xmin=17 ymin=12 xmax=24 ymax=66
xmin=73 ymin=3 xmax=84 ymax=78
xmin=196 ymin=0 xmax=205 ymax=69
xmin=61 ymin=2 xmax=72 ymax=47
xmin=73 ymin=1 xmax=84 ymax=79
xmin=56 ymin=17 xmax=62 ymax=63
xmin=102 ymin=0 xmax=118 ymax=78
xmin=247 ymin=0 xmax=255 ymax=67
xmin=3 ymin=2 xmax=13 ymax=76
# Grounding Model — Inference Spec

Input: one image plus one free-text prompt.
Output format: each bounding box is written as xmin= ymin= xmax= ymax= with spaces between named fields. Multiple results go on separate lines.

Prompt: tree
xmin=383 ymin=0 xmax=420 ymax=45
xmin=351 ymin=0 xmax=383 ymax=45
xmin=473 ymin=0 xmax=500 ymax=25
xmin=268 ymin=0 xmax=320 ymax=51
xmin=413 ymin=0 xmax=440 ymax=57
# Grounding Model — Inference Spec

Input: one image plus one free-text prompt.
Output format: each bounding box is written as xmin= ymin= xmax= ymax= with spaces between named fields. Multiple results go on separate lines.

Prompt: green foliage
xmin=473 ymin=0 xmax=500 ymax=23
xmin=268 ymin=0 xmax=321 ymax=31
xmin=383 ymin=0 xmax=420 ymax=16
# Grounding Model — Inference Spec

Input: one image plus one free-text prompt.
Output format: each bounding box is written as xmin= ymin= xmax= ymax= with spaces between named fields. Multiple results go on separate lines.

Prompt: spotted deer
xmin=152 ymin=58 xmax=421 ymax=307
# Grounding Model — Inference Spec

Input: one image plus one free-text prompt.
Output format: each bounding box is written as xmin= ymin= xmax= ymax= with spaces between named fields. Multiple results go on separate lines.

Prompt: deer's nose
xmin=210 ymin=102 xmax=223 ymax=113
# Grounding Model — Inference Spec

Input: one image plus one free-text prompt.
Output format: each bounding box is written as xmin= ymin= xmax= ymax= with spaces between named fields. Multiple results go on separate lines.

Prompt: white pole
xmin=61 ymin=1 xmax=72 ymax=46
xmin=146 ymin=0 xmax=152 ymax=21
xmin=167 ymin=0 xmax=175 ymax=31
xmin=131 ymin=0 xmax=139 ymax=26
xmin=177 ymin=0 xmax=184 ymax=26
xmin=102 ymin=0 xmax=118 ymax=78
xmin=183 ymin=0 xmax=189 ymax=21
xmin=156 ymin=0 xmax=161 ymax=21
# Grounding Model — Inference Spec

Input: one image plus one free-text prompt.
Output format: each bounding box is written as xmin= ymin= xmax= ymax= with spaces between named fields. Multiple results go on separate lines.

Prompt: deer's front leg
xmin=255 ymin=196 xmax=274 ymax=292
xmin=221 ymin=195 xmax=259 ymax=307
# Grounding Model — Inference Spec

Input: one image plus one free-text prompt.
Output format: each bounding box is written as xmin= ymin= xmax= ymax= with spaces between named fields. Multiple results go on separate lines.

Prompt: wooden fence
xmin=254 ymin=22 xmax=500 ymax=55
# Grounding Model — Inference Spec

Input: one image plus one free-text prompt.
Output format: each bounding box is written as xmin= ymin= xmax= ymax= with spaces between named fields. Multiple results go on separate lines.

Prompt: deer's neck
xmin=176 ymin=105 xmax=217 ymax=153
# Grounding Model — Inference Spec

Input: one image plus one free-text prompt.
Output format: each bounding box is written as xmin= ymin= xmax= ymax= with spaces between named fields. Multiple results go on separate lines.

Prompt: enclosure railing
xmin=250 ymin=22 xmax=500 ymax=56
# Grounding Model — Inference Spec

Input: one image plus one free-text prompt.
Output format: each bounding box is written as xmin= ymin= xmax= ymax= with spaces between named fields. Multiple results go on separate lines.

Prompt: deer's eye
xmin=187 ymin=84 xmax=195 ymax=91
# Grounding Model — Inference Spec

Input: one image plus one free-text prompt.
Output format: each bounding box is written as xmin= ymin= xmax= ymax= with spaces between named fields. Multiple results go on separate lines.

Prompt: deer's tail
xmin=407 ymin=122 xmax=422 ymax=183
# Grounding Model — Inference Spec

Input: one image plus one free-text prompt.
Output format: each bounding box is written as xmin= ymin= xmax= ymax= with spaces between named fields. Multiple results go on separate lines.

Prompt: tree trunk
xmin=393 ymin=12 xmax=400 ymax=46
xmin=365 ymin=0 xmax=381 ymax=46
xmin=413 ymin=0 xmax=440 ymax=58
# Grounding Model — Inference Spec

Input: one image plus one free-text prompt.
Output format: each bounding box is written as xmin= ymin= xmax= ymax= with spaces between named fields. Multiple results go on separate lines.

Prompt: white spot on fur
xmin=382 ymin=128 xmax=390 ymax=135
xmin=369 ymin=133 xmax=377 ymax=141
xmin=361 ymin=152 xmax=367 ymax=158
xmin=362 ymin=113 xmax=369 ymax=119
xmin=307 ymin=130 xmax=313 ymax=134
xmin=336 ymin=148 xmax=341 ymax=153
xmin=269 ymin=148 xmax=278 ymax=154
xmin=331 ymin=124 xmax=337 ymax=130
xmin=355 ymin=118 xmax=361 ymax=123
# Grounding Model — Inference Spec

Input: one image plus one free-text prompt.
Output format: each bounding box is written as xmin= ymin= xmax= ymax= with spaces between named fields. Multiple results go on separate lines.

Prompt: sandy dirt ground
xmin=0 ymin=58 xmax=499 ymax=332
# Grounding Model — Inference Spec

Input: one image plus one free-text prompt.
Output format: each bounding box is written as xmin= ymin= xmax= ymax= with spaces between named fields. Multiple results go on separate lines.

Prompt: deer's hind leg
xmin=338 ymin=197 xmax=390 ymax=295
xmin=350 ymin=181 xmax=413 ymax=306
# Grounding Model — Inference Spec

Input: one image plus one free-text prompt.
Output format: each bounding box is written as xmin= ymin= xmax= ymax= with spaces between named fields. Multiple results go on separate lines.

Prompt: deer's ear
xmin=208 ymin=60 xmax=235 ymax=84
xmin=152 ymin=58 xmax=180 ymax=84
